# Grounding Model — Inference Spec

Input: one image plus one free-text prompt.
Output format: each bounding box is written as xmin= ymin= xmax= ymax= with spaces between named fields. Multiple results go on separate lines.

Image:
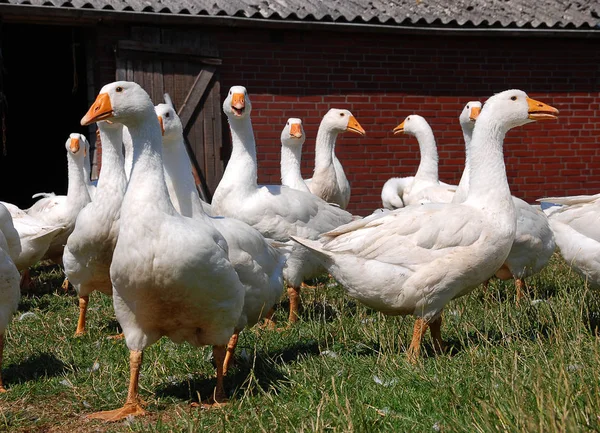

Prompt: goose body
xmin=304 ymin=109 xmax=365 ymax=209
xmin=63 ymin=121 xmax=127 ymax=335
xmin=538 ymin=194 xmax=600 ymax=287
xmin=156 ymin=101 xmax=285 ymax=368
xmin=80 ymin=81 xmax=245 ymax=420
xmin=293 ymin=90 xmax=558 ymax=361
xmin=212 ymin=86 xmax=354 ymax=323
xmin=0 ymin=237 xmax=20 ymax=391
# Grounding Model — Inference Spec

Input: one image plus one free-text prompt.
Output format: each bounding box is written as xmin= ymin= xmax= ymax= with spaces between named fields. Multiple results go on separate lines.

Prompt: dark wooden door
xmin=115 ymin=27 xmax=222 ymax=201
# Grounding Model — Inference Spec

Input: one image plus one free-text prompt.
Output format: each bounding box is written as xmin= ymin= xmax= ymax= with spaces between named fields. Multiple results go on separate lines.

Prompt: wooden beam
xmin=117 ymin=40 xmax=221 ymax=65
xmin=177 ymin=66 xmax=216 ymax=131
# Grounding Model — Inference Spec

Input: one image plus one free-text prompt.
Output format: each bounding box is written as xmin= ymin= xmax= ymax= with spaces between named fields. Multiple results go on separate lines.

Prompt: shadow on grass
xmin=3 ymin=352 xmax=69 ymax=385
xmin=155 ymin=349 xmax=289 ymax=403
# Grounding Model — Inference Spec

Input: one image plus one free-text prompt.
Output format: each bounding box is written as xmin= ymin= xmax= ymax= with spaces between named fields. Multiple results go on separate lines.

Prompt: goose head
xmin=322 ymin=109 xmax=365 ymax=135
xmin=392 ymin=114 xmax=430 ymax=136
xmin=223 ymin=85 xmax=251 ymax=119
xmin=155 ymin=103 xmax=183 ymax=143
xmin=479 ymin=89 xmax=558 ymax=131
xmin=81 ymin=81 xmax=155 ymax=127
xmin=281 ymin=118 xmax=305 ymax=148
xmin=65 ymin=133 xmax=87 ymax=160
xmin=459 ymin=101 xmax=482 ymax=132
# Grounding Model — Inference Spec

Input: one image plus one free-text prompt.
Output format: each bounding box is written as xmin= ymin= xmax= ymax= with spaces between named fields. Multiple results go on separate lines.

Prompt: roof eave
xmin=0 ymin=4 xmax=599 ymax=38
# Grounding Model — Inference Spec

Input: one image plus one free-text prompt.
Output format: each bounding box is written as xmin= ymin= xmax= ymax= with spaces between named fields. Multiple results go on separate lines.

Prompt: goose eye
xmin=229 ymin=91 xmax=232 ymax=95
xmin=116 ymin=86 xmax=123 ymax=92
xmin=165 ymin=113 xmax=170 ymax=118
xmin=511 ymin=96 xmax=517 ymax=101
xmin=466 ymin=105 xmax=470 ymax=109
xmin=340 ymin=112 xmax=345 ymax=117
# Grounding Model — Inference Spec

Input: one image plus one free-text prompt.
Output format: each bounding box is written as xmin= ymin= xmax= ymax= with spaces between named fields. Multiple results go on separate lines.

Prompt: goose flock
xmin=4 ymin=80 xmax=591 ymax=422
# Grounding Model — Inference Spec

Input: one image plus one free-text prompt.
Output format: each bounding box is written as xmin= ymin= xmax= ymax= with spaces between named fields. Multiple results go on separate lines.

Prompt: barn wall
xmin=92 ymin=23 xmax=600 ymax=216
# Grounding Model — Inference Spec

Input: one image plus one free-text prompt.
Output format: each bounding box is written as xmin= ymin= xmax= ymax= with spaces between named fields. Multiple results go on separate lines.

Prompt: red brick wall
xmin=92 ymin=24 xmax=600 ymax=217
xmin=215 ymin=27 xmax=600 ymax=216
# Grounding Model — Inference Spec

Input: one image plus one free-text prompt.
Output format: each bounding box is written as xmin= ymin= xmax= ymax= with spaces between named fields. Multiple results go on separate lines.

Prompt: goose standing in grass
xmin=26 ymin=134 xmax=91 ymax=265
xmin=304 ymin=109 xmax=365 ymax=209
xmin=155 ymin=99 xmax=285 ymax=373
xmin=453 ymin=101 xmax=556 ymax=302
xmin=80 ymin=81 xmax=245 ymax=421
xmin=536 ymin=194 xmax=600 ymax=287
xmin=280 ymin=118 xmax=310 ymax=193
xmin=63 ymin=121 xmax=127 ymax=336
xmin=212 ymin=86 xmax=354 ymax=325
xmin=0 ymin=228 xmax=20 ymax=392
xmin=380 ymin=115 xmax=456 ymax=209
xmin=292 ymin=90 xmax=558 ymax=362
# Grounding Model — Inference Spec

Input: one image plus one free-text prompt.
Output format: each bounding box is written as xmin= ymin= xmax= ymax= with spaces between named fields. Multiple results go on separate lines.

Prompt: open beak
xmin=289 ymin=123 xmax=303 ymax=139
xmin=346 ymin=116 xmax=365 ymax=136
xmin=81 ymin=93 xmax=113 ymax=126
xmin=393 ymin=120 xmax=406 ymax=135
xmin=469 ymin=106 xmax=481 ymax=122
xmin=70 ymin=137 xmax=80 ymax=153
xmin=158 ymin=116 xmax=165 ymax=136
xmin=231 ymin=93 xmax=246 ymax=117
xmin=527 ymin=97 xmax=559 ymax=121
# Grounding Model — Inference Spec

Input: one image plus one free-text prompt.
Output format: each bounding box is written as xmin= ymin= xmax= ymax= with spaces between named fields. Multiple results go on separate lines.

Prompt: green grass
xmin=1 ymin=255 xmax=600 ymax=432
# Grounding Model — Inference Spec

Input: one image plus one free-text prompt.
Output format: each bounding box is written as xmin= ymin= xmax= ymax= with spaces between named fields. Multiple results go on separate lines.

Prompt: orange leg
xmin=194 ymin=345 xmax=228 ymax=408
xmin=515 ymin=278 xmax=525 ymax=305
xmin=429 ymin=316 xmax=445 ymax=354
xmin=61 ymin=277 xmax=70 ymax=292
xmin=19 ymin=270 xmax=32 ymax=292
xmin=87 ymin=350 xmax=146 ymax=421
xmin=74 ymin=296 xmax=89 ymax=336
xmin=287 ymin=286 xmax=301 ymax=323
xmin=407 ymin=318 xmax=428 ymax=364
xmin=0 ymin=334 xmax=7 ymax=392
xmin=223 ymin=332 xmax=239 ymax=376
xmin=301 ymin=281 xmax=317 ymax=290
xmin=259 ymin=307 xmax=276 ymax=330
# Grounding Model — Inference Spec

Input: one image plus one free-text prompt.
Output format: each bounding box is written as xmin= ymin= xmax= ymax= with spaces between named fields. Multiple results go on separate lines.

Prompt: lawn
xmin=1 ymin=254 xmax=599 ymax=432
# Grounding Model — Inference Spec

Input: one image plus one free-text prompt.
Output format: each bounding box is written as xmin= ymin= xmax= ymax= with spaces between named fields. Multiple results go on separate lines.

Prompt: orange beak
xmin=158 ymin=116 xmax=165 ymax=136
xmin=289 ymin=123 xmax=303 ymax=138
xmin=347 ymin=116 xmax=365 ymax=136
xmin=70 ymin=137 xmax=80 ymax=153
xmin=469 ymin=106 xmax=481 ymax=121
xmin=527 ymin=97 xmax=559 ymax=121
xmin=393 ymin=120 xmax=406 ymax=135
xmin=231 ymin=93 xmax=245 ymax=116
xmin=81 ymin=93 xmax=113 ymax=126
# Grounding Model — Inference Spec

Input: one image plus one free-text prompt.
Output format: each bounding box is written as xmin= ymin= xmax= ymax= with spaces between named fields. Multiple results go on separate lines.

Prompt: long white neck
xmin=123 ymin=113 xmax=174 ymax=216
xmin=66 ymin=151 xmax=91 ymax=208
xmin=313 ymin=125 xmax=337 ymax=172
xmin=95 ymin=125 xmax=126 ymax=200
xmin=452 ymin=124 xmax=474 ymax=203
xmin=162 ymin=135 xmax=206 ymax=218
xmin=123 ymin=127 xmax=134 ymax=182
xmin=465 ymin=112 xmax=513 ymax=218
xmin=412 ymin=126 xmax=439 ymax=182
xmin=217 ymin=116 xmax=258 ymax=195
xmin=281 ymin=143 xmax=310 ymax=192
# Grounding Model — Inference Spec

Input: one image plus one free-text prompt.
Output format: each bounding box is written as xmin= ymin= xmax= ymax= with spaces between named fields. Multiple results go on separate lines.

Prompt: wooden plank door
xmin=115 ymin=27 xmax=222 ymax=201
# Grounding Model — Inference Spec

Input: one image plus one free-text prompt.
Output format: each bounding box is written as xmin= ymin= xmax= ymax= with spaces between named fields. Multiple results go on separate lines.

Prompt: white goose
xmin=304 ymin=109 xmax=365 ymax=209
xmin=0 ymin=229 xmax=20 ymax=392
xmin=389 ymin=114 xmax=456 ymax=206
xmin=453 ymin=101 xmax=556 ymax=301
xmin=280 ymin=118 xmax=310 ymax=193
xmin=212 ymin=86 xmax=354 ymax=324
xmin=80 ymin=81 xmax=245 ymax=421
xmin=292 ymin=90 xmax=559 ymax=362
xmin=537 ymin=194 xmax=600 ymax=287
xmin=63 ymin=121 xmax=127 ymax=336
xmin=0 ymin=203 xmax=21 ymax=264
xmin=0 ymin=201 xmax=63 ymax=275
xmin=155 ymin=100 xmax=285 ymax=373
xmin=26 ymin=134 xmax=91 ymax=265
